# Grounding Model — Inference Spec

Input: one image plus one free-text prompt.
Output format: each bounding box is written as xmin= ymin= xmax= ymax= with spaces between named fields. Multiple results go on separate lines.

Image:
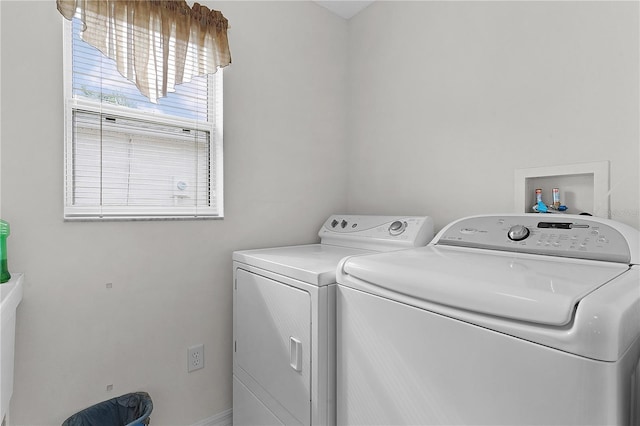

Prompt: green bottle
xmin=0 ymin=220 xmax=10 ymax=284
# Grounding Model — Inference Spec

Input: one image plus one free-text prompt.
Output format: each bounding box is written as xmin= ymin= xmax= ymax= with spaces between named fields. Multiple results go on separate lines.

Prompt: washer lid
xmin=340 ymin=246 xmax=630 ymax=326
xmin=234 ymin=244 xmax=373 ymax=286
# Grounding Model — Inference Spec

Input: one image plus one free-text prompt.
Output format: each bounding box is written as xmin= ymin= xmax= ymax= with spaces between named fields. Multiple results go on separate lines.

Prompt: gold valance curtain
xmin=57 ymin=0 xmax=231 ymax=103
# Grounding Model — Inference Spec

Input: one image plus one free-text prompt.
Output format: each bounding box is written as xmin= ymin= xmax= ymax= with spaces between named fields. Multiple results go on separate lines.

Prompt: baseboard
xmin=192 ymin=408 xmax=232 ymax=426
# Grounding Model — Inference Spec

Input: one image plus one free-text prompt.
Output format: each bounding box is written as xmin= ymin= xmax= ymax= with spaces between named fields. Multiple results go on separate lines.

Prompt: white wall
xmin=346 ymin=1 xmax=640 ymax=231
xmin=0 ymin=0 xmax=2 ymax=218
xmin=0 ymin=1 xmax=348 ymax=424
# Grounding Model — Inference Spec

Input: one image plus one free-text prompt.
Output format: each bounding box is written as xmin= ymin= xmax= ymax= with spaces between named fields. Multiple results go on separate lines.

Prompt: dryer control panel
xmin=319 ymin=215 xmax=434 ymax=252
xmin=436 ymin=214 xmax=639 ymax=264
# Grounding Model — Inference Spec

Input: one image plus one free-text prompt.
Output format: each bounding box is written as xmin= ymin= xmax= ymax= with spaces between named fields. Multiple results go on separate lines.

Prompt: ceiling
xmin=313 ymin=1 xmax=375 ymax=19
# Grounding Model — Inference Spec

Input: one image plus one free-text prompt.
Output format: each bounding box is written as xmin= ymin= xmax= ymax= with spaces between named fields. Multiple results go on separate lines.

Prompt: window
xmin=63 ymin=18 xmax=223 ymax=220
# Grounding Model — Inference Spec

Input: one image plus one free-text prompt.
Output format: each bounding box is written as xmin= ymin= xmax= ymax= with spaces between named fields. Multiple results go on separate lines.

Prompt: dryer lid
xmin=340 ymin=246 xmax=630 ymax=326
xmin=234 ymin=244 xmax=373 ymax=286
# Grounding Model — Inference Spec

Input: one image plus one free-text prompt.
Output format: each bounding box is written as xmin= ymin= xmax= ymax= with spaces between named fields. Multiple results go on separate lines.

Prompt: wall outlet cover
xmin=188 ymin=344 xmax=204 ymax=373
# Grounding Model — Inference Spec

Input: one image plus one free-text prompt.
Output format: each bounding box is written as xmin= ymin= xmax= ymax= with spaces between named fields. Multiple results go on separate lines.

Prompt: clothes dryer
xmin=336 ymin=214 xmax=640 ymax=425
xmin=232 ymin=215 xmax=434 ymax=426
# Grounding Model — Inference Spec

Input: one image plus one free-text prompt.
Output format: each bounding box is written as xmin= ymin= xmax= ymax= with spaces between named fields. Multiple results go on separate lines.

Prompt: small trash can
xmin=61 ymin=392 xmax=152 ymax=426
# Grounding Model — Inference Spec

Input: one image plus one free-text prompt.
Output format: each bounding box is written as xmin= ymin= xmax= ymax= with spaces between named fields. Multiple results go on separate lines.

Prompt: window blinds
xmin=70 ymin=19 xmax=210 ymax=121
xmin=72 ymin=111 xmax=212 ymax=207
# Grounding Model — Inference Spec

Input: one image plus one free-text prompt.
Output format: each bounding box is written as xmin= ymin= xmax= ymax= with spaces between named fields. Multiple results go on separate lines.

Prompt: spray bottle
xmin=0 ymin=219 xmax=11 ymax=283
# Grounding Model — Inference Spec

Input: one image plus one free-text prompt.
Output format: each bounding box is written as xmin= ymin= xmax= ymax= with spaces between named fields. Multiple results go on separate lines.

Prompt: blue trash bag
xmin=61 ymin=392 xmax=153 ymax=426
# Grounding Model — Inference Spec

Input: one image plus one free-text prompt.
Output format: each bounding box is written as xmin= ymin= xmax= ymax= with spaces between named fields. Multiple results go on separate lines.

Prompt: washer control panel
xmin=319 ymin=215 xmax=434 ymax=251
xmin=437 ymin=214 xmax=638 ymax=264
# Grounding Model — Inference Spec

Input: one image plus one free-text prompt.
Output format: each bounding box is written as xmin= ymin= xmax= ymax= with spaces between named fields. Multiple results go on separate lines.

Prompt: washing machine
xmin=232 ymin=215 xmax=434 ymax=426
xmin=336 ymin=213 xmax=640 ymax=425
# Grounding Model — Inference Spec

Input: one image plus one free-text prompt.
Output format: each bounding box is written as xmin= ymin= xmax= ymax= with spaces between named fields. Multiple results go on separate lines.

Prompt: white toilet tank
xmin=1 ymin=273 xmax=23 ymax=423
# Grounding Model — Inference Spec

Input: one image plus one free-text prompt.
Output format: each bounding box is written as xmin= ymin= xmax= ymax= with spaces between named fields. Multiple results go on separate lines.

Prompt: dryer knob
xmin=389 ymin=220 xmax=407 ymax=236
xmin=508 ymin=225 xmax=530 ymax=241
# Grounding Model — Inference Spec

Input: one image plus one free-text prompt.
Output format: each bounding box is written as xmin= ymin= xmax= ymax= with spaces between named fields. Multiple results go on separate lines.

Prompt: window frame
xmin=62 ymin=19 xmax=224 ymax=221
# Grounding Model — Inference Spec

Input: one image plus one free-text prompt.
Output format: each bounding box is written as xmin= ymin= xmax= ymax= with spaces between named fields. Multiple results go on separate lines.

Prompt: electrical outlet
xmin=188 ymin=344 xmax=204 ymax=372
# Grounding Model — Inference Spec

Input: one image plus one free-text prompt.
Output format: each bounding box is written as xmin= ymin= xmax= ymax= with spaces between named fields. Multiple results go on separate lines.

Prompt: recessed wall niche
xmin=514 ymin=161 xmax=610 ymax=218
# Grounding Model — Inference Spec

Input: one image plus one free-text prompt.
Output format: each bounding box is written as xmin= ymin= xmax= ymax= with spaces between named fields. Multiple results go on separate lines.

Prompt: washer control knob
xmin=508 ymin=225 xmax=530 ymax=241
xmin=330 ymin=219 xmax=339 ymax=228
xmin=389 ymin=220 xmax=407 ymax=236
xmin=341 ymin=220 xmax=348 ymax=229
